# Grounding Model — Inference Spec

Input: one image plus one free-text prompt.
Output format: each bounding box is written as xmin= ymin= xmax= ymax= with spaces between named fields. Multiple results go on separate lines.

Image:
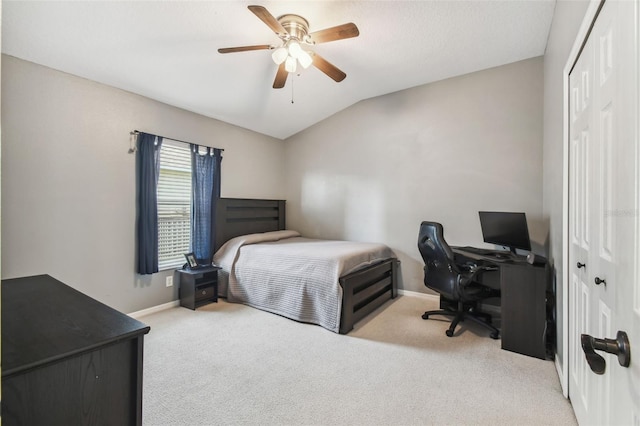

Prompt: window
xmin=137 ymin=132 xmax=221 ymax=275
xmin=157 ymin=140 xmax=191 ymax=270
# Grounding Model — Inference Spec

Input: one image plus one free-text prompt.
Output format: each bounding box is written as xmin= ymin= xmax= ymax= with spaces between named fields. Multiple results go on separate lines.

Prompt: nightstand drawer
xmin=195 ymin=285 xmax=216 ymax=301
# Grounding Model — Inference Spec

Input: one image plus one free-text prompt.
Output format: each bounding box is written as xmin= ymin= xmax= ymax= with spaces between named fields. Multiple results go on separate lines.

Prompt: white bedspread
xmin=213 ymin=230 xmax=394 ymax=333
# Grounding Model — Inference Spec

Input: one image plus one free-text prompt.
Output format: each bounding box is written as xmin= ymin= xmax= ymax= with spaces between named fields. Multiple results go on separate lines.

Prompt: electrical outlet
xmin=166 ymin=276 xmax=173 ymax=287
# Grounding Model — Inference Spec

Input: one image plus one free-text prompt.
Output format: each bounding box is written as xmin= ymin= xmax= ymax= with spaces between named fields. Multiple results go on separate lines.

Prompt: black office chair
xmin=418 ymin=221 xmax=500 ymax=339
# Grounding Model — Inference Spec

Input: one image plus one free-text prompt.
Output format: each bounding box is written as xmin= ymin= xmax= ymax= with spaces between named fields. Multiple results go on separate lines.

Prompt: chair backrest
xmin=417 ymin=221 xmax=460 ymax=300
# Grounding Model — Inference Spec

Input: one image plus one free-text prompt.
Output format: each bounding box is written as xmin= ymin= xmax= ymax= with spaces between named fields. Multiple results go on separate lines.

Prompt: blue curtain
xmin=136 ymin=133 xmax=163 ymax=274
xmin=211 ymin=148 xmax=223 ymax=256
xmin=191 ymin=145 xmax=223 ymax=261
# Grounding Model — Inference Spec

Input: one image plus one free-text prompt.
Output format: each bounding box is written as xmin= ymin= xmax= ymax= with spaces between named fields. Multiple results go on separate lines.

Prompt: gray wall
xmin=542 ymin=0 xmax=589 ymax=372
xmin=284 ymin=57 xmax=545 ymax=294
xmin=1 ymin=55 xmax=286 ymax=313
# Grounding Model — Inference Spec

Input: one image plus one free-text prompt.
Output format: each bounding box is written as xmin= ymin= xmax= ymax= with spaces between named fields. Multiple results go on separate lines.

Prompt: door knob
xmin=594 ymin=276 xmax=606 ymax=286
xmin=577 ymin=262 xmax=586 ymax=269
xmin=580 ymin=331 xmax=631 ymax=375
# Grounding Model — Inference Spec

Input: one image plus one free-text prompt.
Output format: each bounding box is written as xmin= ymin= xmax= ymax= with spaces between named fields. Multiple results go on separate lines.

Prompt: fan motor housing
xmin=277 ymin=14 xmax=309 ymax=41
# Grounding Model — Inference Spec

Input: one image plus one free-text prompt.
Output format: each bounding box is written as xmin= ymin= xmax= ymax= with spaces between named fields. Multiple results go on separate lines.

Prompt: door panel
xmin=593 ymin=1 xmax=616 ymax=321
xmin=610 ymin=0 xmax=640 ymax=422
xmin=596 ymin=301 xmax=612 ymax=425
xmin=569 ymin=14 xmax=596 ymax=422
xmin=599 ymin=104 xmax=614 ymax=262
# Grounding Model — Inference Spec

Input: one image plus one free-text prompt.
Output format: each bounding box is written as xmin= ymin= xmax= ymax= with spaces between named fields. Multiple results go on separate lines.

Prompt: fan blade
xmin=273 ymin=63 xmax=288 ymax=89
xmin=312 ymin=53 xmax=347 ymax=82
xmin=309 ymin=22 xmax=359 ymax=44
xmin=218 ymin=45 xmax=271 ymax=54
xmin=248 ymin=5 xmax=287 ymax=36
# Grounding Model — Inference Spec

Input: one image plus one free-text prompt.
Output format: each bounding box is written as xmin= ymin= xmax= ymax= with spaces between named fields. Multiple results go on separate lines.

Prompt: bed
xmin=212 ymin=198 xmax=398 ymax=334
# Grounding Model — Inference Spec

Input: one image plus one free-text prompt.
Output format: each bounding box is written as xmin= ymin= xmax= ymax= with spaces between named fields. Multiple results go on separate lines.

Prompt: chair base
xmin=422 ymin=302 xmax=500 ymax=339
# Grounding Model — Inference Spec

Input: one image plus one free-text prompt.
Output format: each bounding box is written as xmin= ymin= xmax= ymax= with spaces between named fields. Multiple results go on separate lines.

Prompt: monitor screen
xmin=478 ymin=211 xmax=531 ymax=252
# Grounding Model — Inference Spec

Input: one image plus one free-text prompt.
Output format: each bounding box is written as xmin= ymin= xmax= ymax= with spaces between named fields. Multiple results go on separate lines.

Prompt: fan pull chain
xmin=291 ymin=76 xmax=295 ymax=104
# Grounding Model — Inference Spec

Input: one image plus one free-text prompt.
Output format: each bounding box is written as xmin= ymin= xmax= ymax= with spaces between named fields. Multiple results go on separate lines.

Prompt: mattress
xmin=213 ymin=230 xmax=394 ymax=332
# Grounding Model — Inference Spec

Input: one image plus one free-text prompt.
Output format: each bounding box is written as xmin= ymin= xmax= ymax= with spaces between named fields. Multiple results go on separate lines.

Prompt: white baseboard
xmin=128 ymin=300 xmax=180 ymax=319
xmin=398 ymin=289 xmax=440 ymax=302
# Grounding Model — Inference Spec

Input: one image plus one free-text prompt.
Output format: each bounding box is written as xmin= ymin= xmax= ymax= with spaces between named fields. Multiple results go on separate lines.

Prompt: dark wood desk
xmin=2 ymin=275 xmax=151 ymax=425
xmin=452 ymin=248 xmax=552 ymax=360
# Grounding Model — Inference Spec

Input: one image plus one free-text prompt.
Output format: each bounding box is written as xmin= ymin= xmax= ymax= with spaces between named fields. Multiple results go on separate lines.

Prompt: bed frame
xmin=214 ymin=198 xmax=398 ymax=334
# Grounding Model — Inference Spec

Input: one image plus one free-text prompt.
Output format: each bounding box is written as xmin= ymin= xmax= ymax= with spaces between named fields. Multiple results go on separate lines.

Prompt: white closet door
xmin=568 ymin=0 xmax=639 ymax=423
xmin=569 ymin=13 xmax=599 ymax=422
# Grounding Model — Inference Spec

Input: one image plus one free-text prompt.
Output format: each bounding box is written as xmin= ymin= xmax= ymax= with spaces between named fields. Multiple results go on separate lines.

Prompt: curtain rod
xmin=128 ymin=130 xmax=224 ymax=153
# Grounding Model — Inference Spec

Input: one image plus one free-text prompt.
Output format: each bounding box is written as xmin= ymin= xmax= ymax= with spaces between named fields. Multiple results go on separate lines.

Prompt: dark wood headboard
xmin=214 ymin=198 xmax=286 ymax=252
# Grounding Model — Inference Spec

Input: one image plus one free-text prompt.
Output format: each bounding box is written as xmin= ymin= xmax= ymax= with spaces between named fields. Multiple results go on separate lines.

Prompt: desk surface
xmin=452 ymin=246 xmax=530 ymax=265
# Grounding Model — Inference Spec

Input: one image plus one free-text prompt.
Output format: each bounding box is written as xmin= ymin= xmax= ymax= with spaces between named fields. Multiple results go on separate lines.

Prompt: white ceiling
xmin=2 ymin=1 xmax=556 ymax=140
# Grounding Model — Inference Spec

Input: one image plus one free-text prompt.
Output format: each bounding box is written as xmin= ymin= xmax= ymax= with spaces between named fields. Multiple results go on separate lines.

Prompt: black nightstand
xmin=177 ymin=266 xmax=221 ymax=310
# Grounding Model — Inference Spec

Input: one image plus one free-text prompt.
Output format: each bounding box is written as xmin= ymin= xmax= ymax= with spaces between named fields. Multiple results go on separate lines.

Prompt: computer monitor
xmin=478 ymin=211 xmax=531 ymax=254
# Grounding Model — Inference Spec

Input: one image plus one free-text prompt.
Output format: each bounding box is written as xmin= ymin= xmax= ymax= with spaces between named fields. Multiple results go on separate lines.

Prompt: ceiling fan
xmin=218 ymin=5 xmax=359 ymax=89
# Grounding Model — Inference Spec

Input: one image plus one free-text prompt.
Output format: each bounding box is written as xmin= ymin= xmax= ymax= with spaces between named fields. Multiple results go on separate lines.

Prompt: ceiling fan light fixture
xmin=285 ymin=56 xmax=297 ymax=73
xmin=298 ymin=50 xmax=313 ymax=69
xmin=287 ymin=41 xmax=303 ymax=58
xmin=271 ymin=47 xmax=288 ymax=65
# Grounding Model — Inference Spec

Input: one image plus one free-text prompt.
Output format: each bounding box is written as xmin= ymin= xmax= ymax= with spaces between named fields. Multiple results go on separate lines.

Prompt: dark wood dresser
xmin=1 ymin=274 xmax=151 ymax=425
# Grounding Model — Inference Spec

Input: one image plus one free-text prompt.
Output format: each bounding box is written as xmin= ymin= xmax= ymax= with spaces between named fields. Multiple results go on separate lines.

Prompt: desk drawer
xmin=195 ymin=285 xmax=215 ymax=301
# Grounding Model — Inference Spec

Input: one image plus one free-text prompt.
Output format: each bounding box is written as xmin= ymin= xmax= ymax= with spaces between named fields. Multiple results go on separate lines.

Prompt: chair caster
xmin=490 ymin=332 xmax=500 ymax=340
xmin=422 ymin=313 xmax=429 ymax=320
xmin=446 ymin=329 xmax=454 ymax=337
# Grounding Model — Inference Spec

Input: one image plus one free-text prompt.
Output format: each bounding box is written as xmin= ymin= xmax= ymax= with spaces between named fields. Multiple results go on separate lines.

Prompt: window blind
xmin=157 ymin=140 xmax=192 ymax=270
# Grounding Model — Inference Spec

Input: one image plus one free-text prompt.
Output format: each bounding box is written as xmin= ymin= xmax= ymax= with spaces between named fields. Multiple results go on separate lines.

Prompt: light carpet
xmin=141 ymin=295 xmax=576 ymax=425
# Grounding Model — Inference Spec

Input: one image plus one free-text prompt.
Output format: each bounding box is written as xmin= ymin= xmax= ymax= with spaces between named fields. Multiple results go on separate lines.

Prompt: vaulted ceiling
xmin=2 ymin=1 xmax=556 ymax=139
